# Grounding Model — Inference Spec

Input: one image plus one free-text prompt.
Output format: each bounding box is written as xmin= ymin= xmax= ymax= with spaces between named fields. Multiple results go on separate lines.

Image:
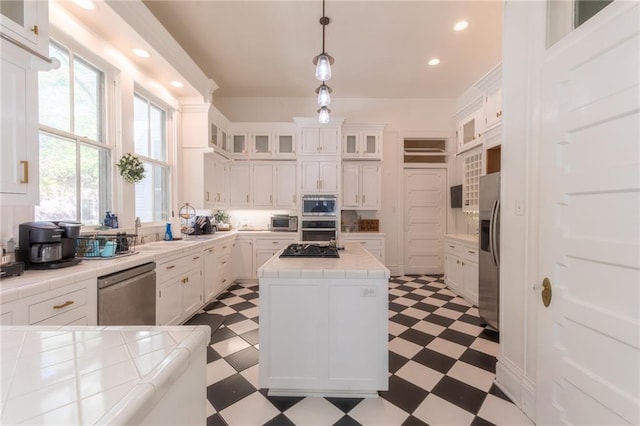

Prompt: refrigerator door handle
xmin=490 ymin=200 xmax=500 ymax=268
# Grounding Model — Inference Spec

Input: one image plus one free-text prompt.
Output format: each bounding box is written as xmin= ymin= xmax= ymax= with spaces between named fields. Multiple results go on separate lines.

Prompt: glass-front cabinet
xmin=0 ymin=0 xmax=48 ymax=55
xmin=275 ymin=133 xmax=296 ymax=158
xmin=341 ymin=125 xmax=384 ymax=159
xmin=251 ymin=132 xmax=272 ymax=157
xmin=232 ymin=133 xmax=248 ymax=155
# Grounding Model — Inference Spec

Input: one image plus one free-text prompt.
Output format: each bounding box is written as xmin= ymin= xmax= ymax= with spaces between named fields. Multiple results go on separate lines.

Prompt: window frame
xmin=132 ymin=86 xmax=173 ymax=225
xmin=36 ymin=37 xmax=116 ymax=227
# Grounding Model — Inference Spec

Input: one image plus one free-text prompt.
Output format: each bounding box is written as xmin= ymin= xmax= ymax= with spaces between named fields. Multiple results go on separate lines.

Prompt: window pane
xmin=80 ymin=144 xmax=109 ymax=225
xmin=134 ymin=95 xmax=149 ymax=157
xmin=39 ymin=44 xmax=71 ymax=132
xmin=150 ymin=105 xmax=165 ymax=161
xmin=134 ymin=162 xmax=153 ymax=222
xmin=35 ymin=133 xmax=77 ymax=221
xmin=74 ymin=57 xmax=102 ymax=142
xmin=154 ymin=165 xmax=169 ymax=221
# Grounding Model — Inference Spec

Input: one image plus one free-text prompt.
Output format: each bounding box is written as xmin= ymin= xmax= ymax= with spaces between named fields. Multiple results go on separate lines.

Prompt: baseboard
xmin=495 ymin=356 xmax=536 ymax=422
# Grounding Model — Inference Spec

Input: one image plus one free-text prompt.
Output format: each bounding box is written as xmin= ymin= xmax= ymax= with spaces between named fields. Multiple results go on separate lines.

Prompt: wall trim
xmin=496 ymin=355 xmax=536 ymax=422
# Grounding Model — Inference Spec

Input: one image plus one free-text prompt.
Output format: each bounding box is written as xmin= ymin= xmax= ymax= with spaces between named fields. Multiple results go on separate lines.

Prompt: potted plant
xmin=213 ymin=210 xmax=231 ymax=230
xmin=116 ymin=153 xmax=145 ymax=184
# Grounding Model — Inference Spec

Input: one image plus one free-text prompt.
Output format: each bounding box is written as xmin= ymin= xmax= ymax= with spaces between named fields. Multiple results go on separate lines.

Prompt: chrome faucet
xmin=134 ymin=217 xmax=141 ymax=241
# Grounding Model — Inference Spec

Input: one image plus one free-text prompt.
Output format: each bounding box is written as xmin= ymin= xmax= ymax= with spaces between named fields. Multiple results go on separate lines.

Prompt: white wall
xmin=214 ymin=96 xmax=457 ymax=275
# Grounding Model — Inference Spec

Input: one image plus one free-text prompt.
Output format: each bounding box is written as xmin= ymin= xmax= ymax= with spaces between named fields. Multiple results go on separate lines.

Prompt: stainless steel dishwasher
xmin=98 ymin=262 xmax=156 ymax=325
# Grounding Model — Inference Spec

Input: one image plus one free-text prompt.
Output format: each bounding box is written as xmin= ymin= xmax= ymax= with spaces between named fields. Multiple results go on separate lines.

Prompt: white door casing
xmin=536 ymin=2 xmax=640 ymax=424
xmin=403 ymin=168 xmax=446 ymax=275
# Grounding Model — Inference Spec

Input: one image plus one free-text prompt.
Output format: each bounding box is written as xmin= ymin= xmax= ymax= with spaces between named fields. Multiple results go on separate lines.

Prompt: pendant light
xmin=316 ymin=82 xmax=332 ymax=107
xmin=313 ymin=0 xmax=334 ymax=123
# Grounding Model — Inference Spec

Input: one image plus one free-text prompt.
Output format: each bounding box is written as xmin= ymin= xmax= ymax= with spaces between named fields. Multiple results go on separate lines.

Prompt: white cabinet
xmin=233 ymin=237 xmax=254 ymax=280
xmin=0 ymin=44 xmax=39 ymax=205
xmin=229 ymin=162 xmax=251 ymax=207
xmin=252 ymin=163 xmax=274 ymax=207
xmin=300 ymin=127 xmax=339 ymax=155
xmin=341 ymin=162 xmax=380 ymax=210
xmin=231 ymin=133 xmax=248 ymax=155
xmin=456 ymin=109 xmax=483 ymax=153
xmin=0 ymin=0 xmax=48 ymax=56
xmin=0 ymin=279 xmax=97 ymax=326
xmin=183 ymin=150 xmax=228 ymax=209
xmin=483 ymin=87 xmax=503 ymax=130
xmin=275 ymin=132 xmax=296 ymax=158
xmin=444 ymin=237 xmax=479 ymax=306
xmin=301 ymin=160 xmax=339 ymax=194
xmin=156 ymin=252 xmax=204 ymax=325
xmin=203 ymin=244 xmax=218 ymax=302
xmin=462 ymin=149 xmax=483 ymax=212
xmin=274 ymin=162 xmax=297 ymax=208
xmin=254 ymin=236 xmax=297 ymax=273
xmin=211 ymin=155 xmax=228 ymax=206
xmin=251 ymin=132 xmax=273 ymax=157
xmin=342 ymin=125 xmax=384 ymax=159
xmin=341 ymin=235 xmax=385 ymax=263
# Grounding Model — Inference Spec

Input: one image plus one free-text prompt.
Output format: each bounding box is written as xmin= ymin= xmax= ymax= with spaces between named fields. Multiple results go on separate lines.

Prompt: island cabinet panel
xmin=268 ymin=284 xmax=321 ymax=380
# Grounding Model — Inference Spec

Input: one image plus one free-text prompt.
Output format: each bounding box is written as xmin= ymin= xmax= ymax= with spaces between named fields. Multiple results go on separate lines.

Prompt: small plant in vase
xmin=213 ymin=210 xmax=231 ymax=230
xmin=116 ymin=153 xmax=145 ymax=184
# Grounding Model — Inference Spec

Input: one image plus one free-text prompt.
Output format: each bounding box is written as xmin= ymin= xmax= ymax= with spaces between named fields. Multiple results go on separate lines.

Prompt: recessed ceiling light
xmin=73 ymin=0 xmax=95 ymax=10
xmin=170 ymin=81 xmax=184 ymax=88
xmin=132 ymin=48 xmax=151 ymax=58
xmin=428 ymin=58 xmax=440 ymax=66
xmin=454 ymin=21 xmax=469 ymax=31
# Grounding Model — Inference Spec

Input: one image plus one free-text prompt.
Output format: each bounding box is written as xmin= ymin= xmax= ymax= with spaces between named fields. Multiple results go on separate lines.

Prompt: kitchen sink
xmin=136 ymin=240 xmax=195 ymax=251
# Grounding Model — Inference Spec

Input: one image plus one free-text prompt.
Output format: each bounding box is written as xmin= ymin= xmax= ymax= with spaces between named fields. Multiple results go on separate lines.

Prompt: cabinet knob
xmin=31 ymin=25 xmax=39 ymax=35
xmin=53 ymin=300 xmax=74 ymax=309
xmin=20 ymin=161 xmax=29 ymax=184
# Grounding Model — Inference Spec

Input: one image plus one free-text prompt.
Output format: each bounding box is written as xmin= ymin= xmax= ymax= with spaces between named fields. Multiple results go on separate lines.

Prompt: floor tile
xmin=325 ymin=397 xmax=363 ymax=413
xmin=219 ymin=391 xmax=280 ymax=425
xmin=477 ymin=394 xmax=534 ymax=425
xmin=401 ymin=415 xmax=430 ymax=426
xmin=388 ymin=321 xmax=409 ymax=337
xmin=424 ymin=313 xmax=456 ymax=327
xmin=348 ymin=394 xmax=409 ymax=426
xmin=224 ymin=346 xmax=259 ymax=372
xmin=389 ymin=313 xmax=420 ymax=327
xmin=388 ymin=351 xmax=410 ymax=374
xmin=395 ymin=360 xmax=444 ymax=392
xmin=206 ymin=358 xmax=236 ymax=385
xmin=239 ymin=328 xmax=259 ymax=345
xmin=450 ymin=320 xmax=485 ymax=337
xmin=470 ymin=336 xmax=500 ymax=357
xmin=206 ymin=413 xmax=227 ymax=426
xmin=400 ymin=306 xmax=430 ymax=320
xmin=206 ymin=373 xmax=256 ymax=411
xmin=412 ymin=348 xmax=457 ymax=374
xmin=413 ymin=393 xmax=475 ymax=426
xmin=264 ymin=392 xmax=305 ymax=412
xmin=412 ymin=320 xmax=446 ymax=337
xmin=209 ymin=327 xmax=236 ymax=344
xmin=240 ymin=364 xmax=259 ymax=389
xmin=226 ymin=319 xmax=259 ymax=335
xmin=263 ymin=413 xmax=296 ymax=425
xmin=211 ymin=336 xmax=251 ymax=357
xmin=433 ymin=306 xmax=465 ymax=320
xmin=379 ymin=375 xmax=429 ymax=413
xmin=431 ymin=375 xmax=488 ymax=414
xmin=426 ymin=337 xmax=468 ymax=359
xmin=389 ymin=337 xmax=423 ymax=359
xmin=439 ymin=328 xmax=478 ymax=347
xmin=460 ymin=348 xmax=497 ymax=373
xmin=397 ymin=328 xmax=436 ymax=347
xmin=333 ymin=414 xmax=362 ymax=426
xmin=448 ymin=360 xmax=496 ymax=392
xmin=283 ymin=397 xmax=344 ymax=426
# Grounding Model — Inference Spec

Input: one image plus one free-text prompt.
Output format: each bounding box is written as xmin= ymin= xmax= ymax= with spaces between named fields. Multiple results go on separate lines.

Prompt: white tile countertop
xmin=0 ymin=325 xmax=210 ymax=425
xmin=444 ymin=233 xmax=479 ymax=244
xmin=0 ymin=232 xmax=237 ymax=304
xmin=258 ymin=242 xmax=390 ymax=279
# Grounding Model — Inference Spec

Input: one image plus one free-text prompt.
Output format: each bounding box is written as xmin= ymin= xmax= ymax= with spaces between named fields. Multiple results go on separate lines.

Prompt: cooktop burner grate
xmin=279 ymin=243 xmax=339 ymax=258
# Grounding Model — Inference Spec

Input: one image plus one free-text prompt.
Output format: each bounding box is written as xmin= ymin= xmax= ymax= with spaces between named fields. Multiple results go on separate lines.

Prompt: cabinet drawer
xmin=158 ymin=253 xmax=202 ymax=283
xmin=345 ymin=238 xmax=382 ymax=249
xmin=29 ymin=287 xmax=87 ymax=325
xmin=217 ymin=241 xmax=233 ymax=256
xmin=462 ymin=244 xmax=479 ymax=262
xmin=254 ymin=238 xmax=295 ymax=250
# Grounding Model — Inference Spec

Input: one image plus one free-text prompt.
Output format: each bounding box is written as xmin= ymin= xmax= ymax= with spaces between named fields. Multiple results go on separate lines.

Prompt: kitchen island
xmin=258 ymin=242 xmax=390 ymax=398
xmin=0 ymin=325 xmax=209 ymax=425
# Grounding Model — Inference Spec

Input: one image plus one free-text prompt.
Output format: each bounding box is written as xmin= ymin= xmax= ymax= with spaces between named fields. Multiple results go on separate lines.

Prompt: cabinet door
xmin=342 ymin=163 xmax=359 ymax=208
xmin=319 ymin=161 xmax=338 ymax=193
xmin=276 ymin=133 xmax=296 ymax=157
xmin=229 ymin=163 xmax=251 ymax=206
xmin=301 ymin=160 xmax=320 ymax=193
xmin=157 ymin=280 xmax=181 ymax=325
xmin=360 ymin=163 xmax=380 ymax=209
xmin=275 ymin=163 xmax=297 ymax=208
xmin=252 ymin=163 xmax=274 ymax=207
xmin=212 ymin=158 xmax=227 ymax=206
xmin=232 ymin=133 xmax=248 ymax=155
xmin=203 ymin=246 xmax=217 ymax=302
xmin=0 ymin=0 xmax=43 ymax=51
xmin=484 ymin=88 xmax=503 ymax=129
xmin=319 ymin=127 xmax=339 ymax=154
xmin=255 ymin=249 xmax=277 ymax=271
xmin=444 ymin=252 xmax=463 ymax=293
xmin=1 ymin=50 xmax=38 ymax=203
xmin=362 ymin=134 xmax=381 ymax=158
xmin=462 ymin=258 xmax=479 ymax=305
xmin=300 ymin=128 xmax=320 ymax=154
xmin=252 ymin=133 xmax=272 ymax=157
xmin=181 ymin=269 xmax=204 ymax=319
xmin=343 ymin=133 xmax=359 ymax=157
xmin=233 ymin=239 xmax=254 ymax=279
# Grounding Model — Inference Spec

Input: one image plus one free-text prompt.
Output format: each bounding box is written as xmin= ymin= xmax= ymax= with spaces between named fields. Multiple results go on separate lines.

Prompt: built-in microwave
xmin=270 ymin=215 xmax=298 ymax=232
xmin=301 ymin=195 xmax=337 ymax=217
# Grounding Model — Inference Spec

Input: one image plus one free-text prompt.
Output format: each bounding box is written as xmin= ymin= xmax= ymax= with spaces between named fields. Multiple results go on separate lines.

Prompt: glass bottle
xmin=164 ymin=223 xmax=173 ymax=241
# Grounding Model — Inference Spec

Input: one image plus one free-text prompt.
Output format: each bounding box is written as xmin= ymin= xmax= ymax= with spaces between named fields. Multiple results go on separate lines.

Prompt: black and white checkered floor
xmin=202 ymin=275 xmax=533 ymax=425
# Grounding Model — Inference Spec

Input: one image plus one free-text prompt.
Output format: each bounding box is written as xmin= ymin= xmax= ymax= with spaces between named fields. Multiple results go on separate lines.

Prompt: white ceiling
xmin=56 ymin=1 xmax=502 ymax=102
xmin=141 ymin=0 xmax=503 ymax=100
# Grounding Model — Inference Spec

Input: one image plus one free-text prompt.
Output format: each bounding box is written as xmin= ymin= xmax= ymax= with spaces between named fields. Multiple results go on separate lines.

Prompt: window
xmin=36 ymin=41 xmax=110 ymax=225
xmin=133 ymin=93 xmax=170 ymax=223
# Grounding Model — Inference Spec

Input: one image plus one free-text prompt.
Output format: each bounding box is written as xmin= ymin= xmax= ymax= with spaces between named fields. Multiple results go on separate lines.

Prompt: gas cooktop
xmin=279 ymin=243 xmax=339 ymax=258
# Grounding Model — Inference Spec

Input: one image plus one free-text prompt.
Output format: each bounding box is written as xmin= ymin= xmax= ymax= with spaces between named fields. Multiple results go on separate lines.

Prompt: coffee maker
xmin=18 ymin=222 xmax=82 ymax=269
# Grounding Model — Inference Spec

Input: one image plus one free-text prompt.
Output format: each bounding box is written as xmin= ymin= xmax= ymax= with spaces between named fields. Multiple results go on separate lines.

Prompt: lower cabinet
xmin=156 ymin=251 xmax=204 ymax=325
xmin=234 ymin=234 xmax=298 ymax=280
xmin=444 ymin=237 xmax=479 ymax=306
xmin=341 ymin=234 xmax=385 ymax=264
xmin=203 ymin=239 xmax=234 ymax=303
xmin=0 ymin=279 xmax=97 ymax=325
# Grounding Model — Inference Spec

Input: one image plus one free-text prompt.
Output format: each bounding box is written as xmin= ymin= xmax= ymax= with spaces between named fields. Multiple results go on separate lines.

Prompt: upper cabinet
xmin=476 ymin=64 xmax=503 ymax=132
xmin=454 ymin=100 xmax=483 ymax=154
xmin=300 ymin=127 xmax=340 ymax=155
xmin=182 ymin=101 xmax=231 ymax=155
xmin=342 ymin=124 xmax=385 ymax=159
xmin=0 ymin=0 xmax=49 ymax=56
xmin=229 ymin=123 xmax=297 ymax=158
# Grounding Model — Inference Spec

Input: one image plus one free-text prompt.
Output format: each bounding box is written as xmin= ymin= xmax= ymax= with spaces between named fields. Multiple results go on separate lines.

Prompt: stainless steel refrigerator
xmin=479 ymin=172 xmax=500 ymax=330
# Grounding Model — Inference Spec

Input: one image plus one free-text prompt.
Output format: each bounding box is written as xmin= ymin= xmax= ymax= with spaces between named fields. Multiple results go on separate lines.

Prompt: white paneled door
xmin=536 ymin=2 xmax=639 ymax=424
xmin=403 ymin=169 xmax=446 ymax=274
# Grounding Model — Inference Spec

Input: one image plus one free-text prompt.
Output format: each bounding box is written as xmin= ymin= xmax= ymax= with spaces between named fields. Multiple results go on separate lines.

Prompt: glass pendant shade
xmin=318 ymin=106 xmax=331 ymax=124
xmin=316 ymin=83 xmax=331 ymax=106
xmin=314 ymin=53 xmax=332 ymax=81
